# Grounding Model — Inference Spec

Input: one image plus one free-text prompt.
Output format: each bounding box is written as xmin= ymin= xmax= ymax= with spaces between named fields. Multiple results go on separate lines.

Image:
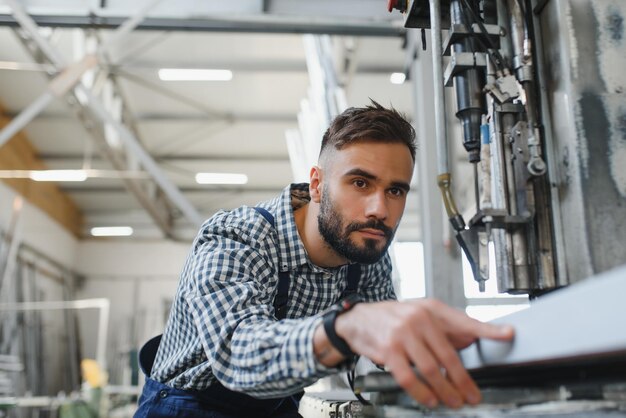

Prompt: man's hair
xmin=319 ymin=100 xmax=416 ymax=161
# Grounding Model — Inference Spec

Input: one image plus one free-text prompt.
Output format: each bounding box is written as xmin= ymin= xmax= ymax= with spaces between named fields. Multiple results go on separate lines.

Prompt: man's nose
xmin=365 ymin=191 xmax=389 ymax=220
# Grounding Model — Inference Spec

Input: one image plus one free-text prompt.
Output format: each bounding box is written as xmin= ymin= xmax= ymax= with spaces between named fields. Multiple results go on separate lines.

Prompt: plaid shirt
xmin=151 ymin=183 xmax=396 ymax=399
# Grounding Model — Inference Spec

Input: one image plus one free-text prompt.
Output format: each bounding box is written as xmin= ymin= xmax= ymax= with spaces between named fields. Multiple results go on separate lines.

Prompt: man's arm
xmin=313 ymin=299 xmax=514 ymax=409
xmin=185 ymin=214 xmax=354 ymax=399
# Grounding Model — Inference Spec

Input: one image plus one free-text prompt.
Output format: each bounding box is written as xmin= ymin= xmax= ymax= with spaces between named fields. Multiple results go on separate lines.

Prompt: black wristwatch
xmin=322 ymin=293 xmax=362 ymax=358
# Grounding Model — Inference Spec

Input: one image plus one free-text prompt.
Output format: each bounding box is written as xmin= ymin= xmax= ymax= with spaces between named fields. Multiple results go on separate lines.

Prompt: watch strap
xmin=322 ymin=294 xmax=362 ymax=357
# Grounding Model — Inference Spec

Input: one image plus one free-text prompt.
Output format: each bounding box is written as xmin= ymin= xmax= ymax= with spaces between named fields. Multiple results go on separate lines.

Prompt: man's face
xmin=316 ymin=141 xmax=414 ymax=264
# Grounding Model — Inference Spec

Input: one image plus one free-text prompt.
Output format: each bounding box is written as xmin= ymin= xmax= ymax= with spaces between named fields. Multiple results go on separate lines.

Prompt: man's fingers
xmin=423 ymin=323 xmax=481 ymax=405
xmin=475 ymin=322 xmax=515 ymax=341
xmin=387 ymin=355 xmax=438 ymax=408
xmin=438 ymin=307 xmax=515 ymax=348
xmin=405 ymin=335 xmax=465 ymax=408
xmin=428 ymin=300 xmax=514 ymax=342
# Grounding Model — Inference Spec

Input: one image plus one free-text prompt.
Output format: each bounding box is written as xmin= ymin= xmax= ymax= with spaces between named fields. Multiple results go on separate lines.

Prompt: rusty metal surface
xmin=536 ymin=0 xmax=626 ymax=283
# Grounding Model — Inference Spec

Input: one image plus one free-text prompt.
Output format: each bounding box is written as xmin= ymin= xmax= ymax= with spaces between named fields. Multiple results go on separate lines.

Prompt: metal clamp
xmin=444 ymin=51 xmax=487 ymax=86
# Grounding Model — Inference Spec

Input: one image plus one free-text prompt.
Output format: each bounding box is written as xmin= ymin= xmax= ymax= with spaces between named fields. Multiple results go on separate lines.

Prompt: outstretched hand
xmin=334 ymin=299 xmax=514 ymax=409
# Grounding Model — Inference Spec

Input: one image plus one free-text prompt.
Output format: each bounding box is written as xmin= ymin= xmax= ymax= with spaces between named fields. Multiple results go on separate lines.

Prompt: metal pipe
xmin=101 ymin=0 xmax=163 ymax=55
xmin=4 ymin=0 xmax=65 ymax=66
xmin=0 ymin=298 xmax=111 ymax=372
xmin=0 ymin=53 xmax=96 ymax=148
xmin=501 ymin=112 xmax=531 ymax=292
xmin=3 ymin=0 xmax=203 ymax=229
xmin=429 ymin=0 xmax=449 ymax=176
xmin=530 ymin=0 xmax=568 ymax=287
xmin=81 ymin=86 xmax=203 ymax=226
xmin=450 ymin=0 xmax=485 ymax=163
xmin=0 ymin=91 xmax=54 ymax=148
xmin=0 ymin=197 xmax=23 ymax=299
xmin=0 ymin=14 xmax=406 ymax=37
xmin=506 ymin=0 xmax=546 ymax=176
xmin=492 ymin=112 xmax=514 ymax=292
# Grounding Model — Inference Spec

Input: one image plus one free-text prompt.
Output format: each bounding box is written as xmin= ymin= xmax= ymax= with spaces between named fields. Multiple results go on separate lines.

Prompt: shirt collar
xmin=273 ymin=183 xmax=311 ymax=272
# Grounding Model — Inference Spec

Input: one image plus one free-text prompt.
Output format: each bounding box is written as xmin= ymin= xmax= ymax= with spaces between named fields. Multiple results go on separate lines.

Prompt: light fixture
xmin=195 ymin=172 xmax=248 ymax=185
xmin=29 ymin=169 xmax=88 ymax=182
xmin=90 ymin=226 xmax=134 ymax=237
xmin=390 ymin=72 xmax=406 ymax=85
xmin=158 ymin=68 xmax=233 ymax=81
xmin=0 ymin=169 xmax=150 ymax=181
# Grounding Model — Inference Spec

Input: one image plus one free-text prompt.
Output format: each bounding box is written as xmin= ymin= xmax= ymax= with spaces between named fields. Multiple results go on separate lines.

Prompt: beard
xmin=317 ymin=191 xmax=395 ymax=264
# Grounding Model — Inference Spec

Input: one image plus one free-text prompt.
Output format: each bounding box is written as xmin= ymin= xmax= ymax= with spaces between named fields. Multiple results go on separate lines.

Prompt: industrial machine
xmin=389 ymin=0 xmax=626 ymax=297
xmin=340 ymin=0 xmax=626 ymax=416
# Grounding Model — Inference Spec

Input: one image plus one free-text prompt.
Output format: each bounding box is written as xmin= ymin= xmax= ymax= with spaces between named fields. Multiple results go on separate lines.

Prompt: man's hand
xmin=332 ymin=299 xmax=514 ymax=409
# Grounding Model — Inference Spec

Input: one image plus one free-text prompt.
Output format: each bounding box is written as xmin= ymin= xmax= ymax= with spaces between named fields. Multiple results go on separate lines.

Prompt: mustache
xmin=345 ymin=219 xmax=393 ymax=239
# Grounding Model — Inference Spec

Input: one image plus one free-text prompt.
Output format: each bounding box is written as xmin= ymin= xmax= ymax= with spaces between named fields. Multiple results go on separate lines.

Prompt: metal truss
xmin=1 ymin=0 xmax=204 ymax=239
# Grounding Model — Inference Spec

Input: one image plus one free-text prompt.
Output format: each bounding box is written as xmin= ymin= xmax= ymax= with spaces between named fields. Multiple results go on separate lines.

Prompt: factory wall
xmin=0 ymin=182 xmax=81 ymax=395
xmin=74 ymin=241 xmax=190 ymax=385
xmin=0 ymin=182 xmax=78 ymax=267
xmin=1 ymin=182 xmax=192 ymax=388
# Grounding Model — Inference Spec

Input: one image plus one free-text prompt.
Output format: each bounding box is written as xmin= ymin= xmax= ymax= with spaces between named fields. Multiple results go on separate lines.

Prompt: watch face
xmin=340 ymin=299 xmax=353 ymax=310
xmin=341 ymin=294 xmax=363 ymax=310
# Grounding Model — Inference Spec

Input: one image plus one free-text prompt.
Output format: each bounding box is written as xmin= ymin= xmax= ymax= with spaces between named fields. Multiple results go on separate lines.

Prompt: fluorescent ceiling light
xmin=195 ymin=172 xmax=248 ymax=185
xmin=29 ymin=169 xmax=88 ymax=182
xmin=158 ymin=68 xmax=233 ymax=81
xmin=390 ymin=72 xmax=406 ymax=85
xmin=90 ymin=226 xmax=134 ymax=237
xmin=0 ymin=169 xmax=150 ymax=181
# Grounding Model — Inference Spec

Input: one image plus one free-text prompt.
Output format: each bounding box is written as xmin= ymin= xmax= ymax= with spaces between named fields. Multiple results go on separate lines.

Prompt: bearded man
xmin=135 ymin=101 xmax=514 ymax=418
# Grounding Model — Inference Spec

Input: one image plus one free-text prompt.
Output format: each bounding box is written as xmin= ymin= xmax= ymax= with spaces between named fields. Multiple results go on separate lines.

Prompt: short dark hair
xmin=319 ymin=100 xmax=416 ymax=161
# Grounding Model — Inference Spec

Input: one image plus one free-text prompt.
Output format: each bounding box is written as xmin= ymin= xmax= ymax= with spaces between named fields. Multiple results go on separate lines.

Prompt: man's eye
xmin=354 ymin=179 xmax=367 ymax=188
xmin=389 ymin=188 xmax=404 ymax=197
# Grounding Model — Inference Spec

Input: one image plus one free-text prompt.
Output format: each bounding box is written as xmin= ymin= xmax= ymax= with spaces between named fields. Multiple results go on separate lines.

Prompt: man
xmin=135 ymin=101 xmax=514 ymax=418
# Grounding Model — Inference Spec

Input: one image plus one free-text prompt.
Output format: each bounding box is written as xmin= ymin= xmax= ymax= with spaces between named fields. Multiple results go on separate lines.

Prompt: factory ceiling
xmin=0 ymin=0 xmax=424 ymax=242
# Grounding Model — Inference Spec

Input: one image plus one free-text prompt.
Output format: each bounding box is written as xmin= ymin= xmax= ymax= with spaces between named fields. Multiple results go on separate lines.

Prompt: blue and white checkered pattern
xmin=151 ymin=183 xmax=396 ymax=399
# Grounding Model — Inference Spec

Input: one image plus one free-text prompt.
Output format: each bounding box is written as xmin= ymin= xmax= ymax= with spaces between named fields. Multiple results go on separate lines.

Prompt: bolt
xmin=528 ymin=158 xmax=547 ymax=176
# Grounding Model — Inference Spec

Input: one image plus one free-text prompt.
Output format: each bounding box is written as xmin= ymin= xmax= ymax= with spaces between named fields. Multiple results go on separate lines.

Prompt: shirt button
xmin=159 ymin=390 xmax=168 ymax=398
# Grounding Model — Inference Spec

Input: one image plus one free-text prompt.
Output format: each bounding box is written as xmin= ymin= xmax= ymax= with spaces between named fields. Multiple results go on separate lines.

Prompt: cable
xmin=458 ymin=3 xmax=501 ymax=71
xmin=459 ymin=0 xmax=508 ymax=73
xmin=347 ymin=365 xmax=371 ymax=406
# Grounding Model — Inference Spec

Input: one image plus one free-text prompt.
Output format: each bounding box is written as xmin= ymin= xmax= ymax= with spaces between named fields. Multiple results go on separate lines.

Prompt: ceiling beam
xmin=0 ymin=107 xmax=83 ymax=237
xmin=0 ymin=15 xmax=405 ymax=37
xmin=5 ymin=0 xmax=205 ymax=237
xmin=1 ymin=110 xmax=297 ymax=123
xmin=0 ymin=59 xmax=404 ymax=75
xmin=61 ymin=185 xmax=284 ymax=193
xmin=118 ymin=62 xmax=403 ymax=74
xmin=38 ymin=153 xmax=289 ymax=163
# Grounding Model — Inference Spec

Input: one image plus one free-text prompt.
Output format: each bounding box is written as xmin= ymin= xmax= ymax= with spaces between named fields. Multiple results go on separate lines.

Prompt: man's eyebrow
xmin=343 ymin=168 xmax=411 ymax=192
xmin=343 ymin=168 xmax=377 ymax=180
xmin=391 ymin=181 xmax=411 ymax=192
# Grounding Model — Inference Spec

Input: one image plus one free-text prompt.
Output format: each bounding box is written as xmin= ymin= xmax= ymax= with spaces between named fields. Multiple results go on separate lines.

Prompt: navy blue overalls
xmin=134 ymin=207 xmax=361 ymax=418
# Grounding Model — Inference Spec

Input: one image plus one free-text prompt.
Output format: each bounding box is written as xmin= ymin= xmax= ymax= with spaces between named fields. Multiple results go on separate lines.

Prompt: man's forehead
xmin=322 ymin=140 xmax=410 ymax=162
xmin=330 ymin=147 xmax=413 ymax=185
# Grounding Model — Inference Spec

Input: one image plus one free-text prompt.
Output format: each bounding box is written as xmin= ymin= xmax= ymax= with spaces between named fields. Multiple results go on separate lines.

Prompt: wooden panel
xmin=0 ymin=107 xmax=83 ymax=237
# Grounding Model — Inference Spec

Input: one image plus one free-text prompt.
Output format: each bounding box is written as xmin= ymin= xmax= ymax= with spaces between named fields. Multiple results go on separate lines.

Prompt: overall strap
xmin=342 ymin=264 xmax=361 ymax=297
xmin=253 ymin=206 xmax=275 ymax=227
xmin=274 ymin=271 xmax=291 ymax=320
xmin=253 ymin=207 xmax=290 ymax=320
xmin=253 ymin=207 xmax=362 ymax=319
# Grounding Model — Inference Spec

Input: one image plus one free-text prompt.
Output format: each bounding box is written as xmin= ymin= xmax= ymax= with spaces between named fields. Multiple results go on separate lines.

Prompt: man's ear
xmin=309 ymin=166 xmax=322 ymax=203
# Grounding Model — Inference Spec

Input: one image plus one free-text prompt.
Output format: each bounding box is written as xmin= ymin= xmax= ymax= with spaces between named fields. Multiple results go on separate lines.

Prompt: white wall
xmin=0 ymin=182 xmax=78 ymax=268
xmin=74 ymin=240 xmax=192 ymax=384
xmin=1 ymin=182 xmax=194 ymax=387
xmin=0 ymin=182 xmax=82 ymax=394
